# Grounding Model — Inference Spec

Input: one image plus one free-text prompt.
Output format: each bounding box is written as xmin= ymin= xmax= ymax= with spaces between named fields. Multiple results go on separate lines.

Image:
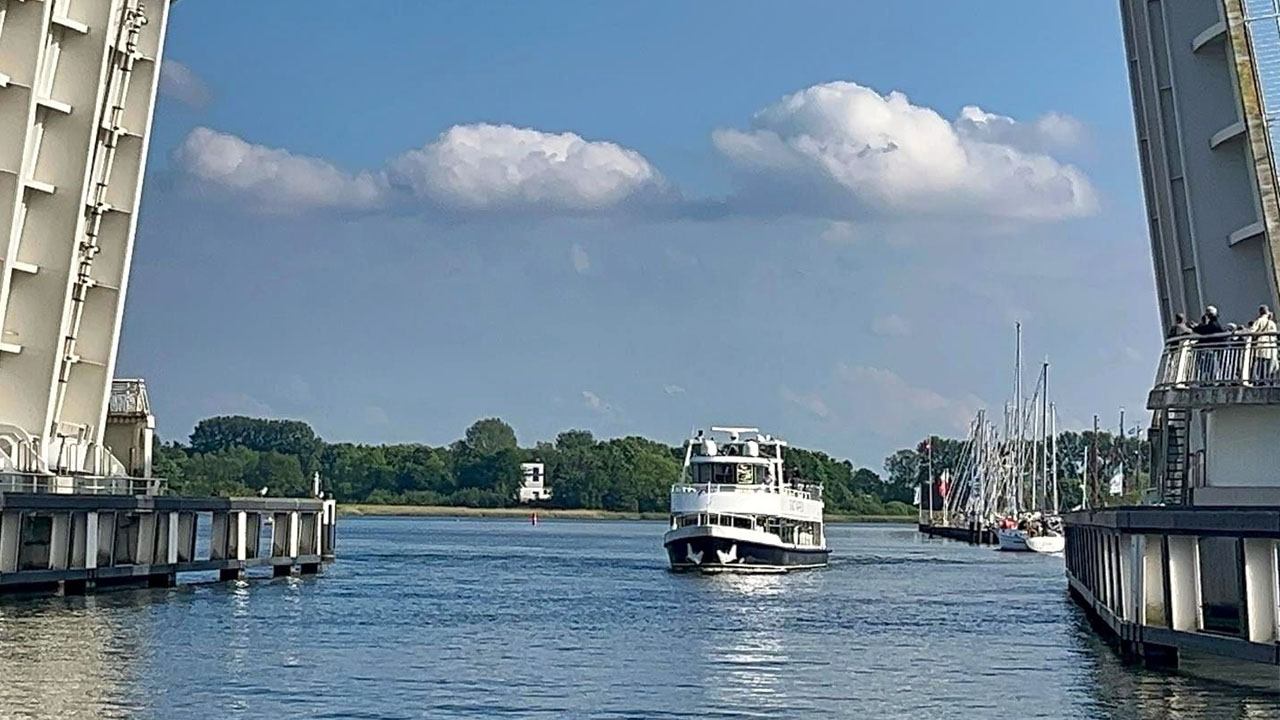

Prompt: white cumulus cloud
xmin=176 ymin=123 xmax=664 ymax=216
xmin=712 ymin=81 xmax=1097 ymax=222
xmin=159 ymin=60 xmax=212 ymax=109
xmin=819 ymin=220 xmax=857 ymax=244
xmin=176 ymin=127 xmax=386 ymax=213
xmin=781 ymin=386 xmax=832 ymax=420
xmin=581 ymin=390 xmax=617 ymax=416
xmin=388 ymin=124 xmax=665 ymax=212
xmin=954 ymin=106 xmax=1086 ymax=152
xmin=834 ymin=364 xmax=982 ymax=438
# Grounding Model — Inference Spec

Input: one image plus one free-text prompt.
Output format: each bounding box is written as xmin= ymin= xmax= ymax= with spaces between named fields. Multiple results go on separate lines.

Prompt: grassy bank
xmin=823 ymin=514 xmax=916 ymax=524
xmin=339 ymin=504 xmax=916 ymax=524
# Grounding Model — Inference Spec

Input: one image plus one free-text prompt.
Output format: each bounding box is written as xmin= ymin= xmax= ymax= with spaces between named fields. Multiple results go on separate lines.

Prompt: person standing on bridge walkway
xmin=1193 ymin=305 xmax=1223 ymax=336
xmin=1192 ymin=306 xmax=1224 ymax=382
xmin=1167 ymin=313 xmax=1194 ymax=338
xmin=1250 ymin=305 xmax=1277 ymax=382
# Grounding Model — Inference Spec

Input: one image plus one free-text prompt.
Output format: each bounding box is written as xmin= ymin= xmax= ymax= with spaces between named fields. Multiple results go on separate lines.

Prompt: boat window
xmin=693 ymin=465 xmax=714 ymax=484
xmin=711 ymin=464 xmax=736 ymax=484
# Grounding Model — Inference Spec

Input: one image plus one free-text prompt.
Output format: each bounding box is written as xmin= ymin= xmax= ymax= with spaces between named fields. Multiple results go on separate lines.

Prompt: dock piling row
xmin=0 ymin=495 xmax=337 ymax=596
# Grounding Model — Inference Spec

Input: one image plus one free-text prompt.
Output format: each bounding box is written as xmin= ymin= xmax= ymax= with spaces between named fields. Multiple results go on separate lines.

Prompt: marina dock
xmin=0 ymin=489 xmax=336 ymax=595
xmin=917 ymin=521 xmax=997 ymax=546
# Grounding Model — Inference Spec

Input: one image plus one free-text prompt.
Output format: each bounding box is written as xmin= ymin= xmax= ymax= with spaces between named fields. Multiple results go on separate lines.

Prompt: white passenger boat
xmin=664 ymin=427 xmax=830 ymax=573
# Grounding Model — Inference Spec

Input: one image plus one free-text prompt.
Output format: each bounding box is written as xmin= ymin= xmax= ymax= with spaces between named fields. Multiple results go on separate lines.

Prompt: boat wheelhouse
xmin=663 ymin=427 xmax=829 ymax=573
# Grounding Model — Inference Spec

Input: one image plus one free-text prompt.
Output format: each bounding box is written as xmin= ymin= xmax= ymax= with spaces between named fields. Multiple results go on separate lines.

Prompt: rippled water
xmin=0 ymin=519 xmax=1276 ymax=719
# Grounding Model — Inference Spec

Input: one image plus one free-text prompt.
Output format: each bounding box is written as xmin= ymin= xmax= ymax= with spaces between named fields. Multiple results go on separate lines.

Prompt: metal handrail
xmin=108 ymin=379 xmax=151 ymax=415
xmin=0 ymin=473 xmax=167 ymax=496
xmin=671 ymin=482 xmax=822 ymax=501
xmin=1154 ymin=331 xmax=1280 ymax=390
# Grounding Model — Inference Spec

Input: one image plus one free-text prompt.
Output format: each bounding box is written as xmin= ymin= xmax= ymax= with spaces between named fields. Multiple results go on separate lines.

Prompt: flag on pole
xmin=1109 ymin=466 xmax=1124 ymax=495
xmin=912 ymin=485 xmax=922 ymax=506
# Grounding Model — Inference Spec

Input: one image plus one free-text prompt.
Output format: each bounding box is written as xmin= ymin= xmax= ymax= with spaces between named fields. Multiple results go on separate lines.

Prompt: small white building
xmin=516 ymin=462 xmax=551 ymax=503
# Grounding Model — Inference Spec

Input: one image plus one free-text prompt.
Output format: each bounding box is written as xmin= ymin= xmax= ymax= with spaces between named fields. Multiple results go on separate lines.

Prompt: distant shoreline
xmin=339 ymin=504 xmax=915 ymax=524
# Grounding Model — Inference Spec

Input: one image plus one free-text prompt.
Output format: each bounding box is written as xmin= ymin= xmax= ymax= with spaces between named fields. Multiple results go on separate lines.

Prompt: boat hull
xmin=996 ymin=528 xmax=1031 ymax=552
xmin=997 ymin=528 xmax=1064 ymax=554
xmin=1025 ymin=534 xmax=1065 ymax=554
xmin=664 ymin=527 xmax=829 ymax=573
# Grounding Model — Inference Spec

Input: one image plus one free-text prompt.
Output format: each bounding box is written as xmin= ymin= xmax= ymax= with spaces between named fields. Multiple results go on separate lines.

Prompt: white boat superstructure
xmin=664 ymin=427 xmax=830 ymax=573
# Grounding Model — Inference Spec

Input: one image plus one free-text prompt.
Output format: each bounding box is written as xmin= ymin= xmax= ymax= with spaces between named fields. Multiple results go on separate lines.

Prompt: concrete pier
xmin=1064 ymin=506 xmax=1280 ymax=671
xmin=0 ymin=492 xmax=337 ymax=596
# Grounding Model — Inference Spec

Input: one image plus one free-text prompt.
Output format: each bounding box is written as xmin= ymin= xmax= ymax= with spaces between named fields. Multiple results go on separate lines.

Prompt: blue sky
xmin=121 ymin=0 xmax=1157 ymax=469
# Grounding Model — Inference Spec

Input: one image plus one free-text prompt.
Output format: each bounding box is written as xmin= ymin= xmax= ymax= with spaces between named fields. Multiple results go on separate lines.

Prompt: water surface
xmin=0 ymin=519 xmax=1275 ymax=719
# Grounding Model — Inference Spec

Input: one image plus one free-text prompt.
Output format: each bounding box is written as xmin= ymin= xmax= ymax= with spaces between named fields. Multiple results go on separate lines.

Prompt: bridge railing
xmin=1154 ymin=332 xmax=1280 ymax=390
xmin=108 ymin=379 xmax=151 ymax=416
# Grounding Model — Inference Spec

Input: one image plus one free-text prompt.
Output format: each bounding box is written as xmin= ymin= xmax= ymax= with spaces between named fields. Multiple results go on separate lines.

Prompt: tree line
xmin=154 ymin=415 xmax=1145 ymax=514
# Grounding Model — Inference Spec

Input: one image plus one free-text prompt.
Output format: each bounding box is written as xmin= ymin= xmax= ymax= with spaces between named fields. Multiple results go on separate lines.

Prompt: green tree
xmin=883 ymin=448 xmax=921 ymax=504
xmin=190 ymin=416 xmax=322 ymax=473
xmin=246 ymin=451 xmax=308 ymax=496
xmin=173 ymin=447 xmax=259 ymax=497
xmin=555 ymin=429 xmax=595 ymax=452
xmin=462 ymin=418 xmax=518 ymax=456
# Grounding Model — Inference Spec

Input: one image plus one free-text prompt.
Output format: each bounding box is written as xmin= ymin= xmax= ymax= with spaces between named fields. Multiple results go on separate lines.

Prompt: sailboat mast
xmin=977 ymin=410 xmax=985 ymax=522
xmin=1051 ymin=402 xmax=1059 ymax=515
xmin=1014 ymin=323 xmax=1023 ymax=514
xmin=1041 ymin=359 xmax=1049 ymax=513
xmin=1031 ymin=369 xmax=1039 ymax=514
xmin=1118 ymin=407 xmax=1126 ymax=496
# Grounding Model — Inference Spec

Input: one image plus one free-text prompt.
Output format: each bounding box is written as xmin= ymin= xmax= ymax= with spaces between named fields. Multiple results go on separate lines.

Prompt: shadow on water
xmin=1066 ymin=605 xmax=1280 ymax=719
xmin=0 ymin=518 xmax=1275 ymax=719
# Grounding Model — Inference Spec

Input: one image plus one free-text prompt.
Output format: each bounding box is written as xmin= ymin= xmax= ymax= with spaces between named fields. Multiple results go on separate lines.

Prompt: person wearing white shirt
xmin=1249 ymin=304 xmax=1277 ymax=381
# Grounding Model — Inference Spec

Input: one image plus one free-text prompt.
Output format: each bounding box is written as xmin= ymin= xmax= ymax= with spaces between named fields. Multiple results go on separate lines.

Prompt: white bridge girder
xmin=0 ymin=0 xmax=169 ymax=476
xmin=1121 ymin=0 xmax=1280 ymax=330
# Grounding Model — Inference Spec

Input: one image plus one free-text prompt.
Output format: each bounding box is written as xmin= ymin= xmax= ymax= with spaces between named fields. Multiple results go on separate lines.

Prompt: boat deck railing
xmin=671 ymin=482 xmax=822 ymax=501
xmin=1153 ymin=332 xmax=1280 ymax=391
xmin=0 ymin=472 xmax=167 ymax=496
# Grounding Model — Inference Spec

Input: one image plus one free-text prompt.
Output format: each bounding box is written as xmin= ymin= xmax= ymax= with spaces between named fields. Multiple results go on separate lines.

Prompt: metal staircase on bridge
xmin=1152 ymin=407 xmax=1190 ymax=505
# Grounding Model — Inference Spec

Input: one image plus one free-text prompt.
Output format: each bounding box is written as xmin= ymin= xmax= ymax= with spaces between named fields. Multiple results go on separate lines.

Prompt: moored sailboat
xmin=996 ymin=352 xmax=1064 ymax=554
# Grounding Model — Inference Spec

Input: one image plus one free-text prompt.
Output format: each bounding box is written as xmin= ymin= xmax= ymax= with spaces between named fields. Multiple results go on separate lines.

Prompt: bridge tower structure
xmin=1121 ymin=0 xmax=1280 ymax=504
xmin=0 ymin=0 xmax=169 ymax=485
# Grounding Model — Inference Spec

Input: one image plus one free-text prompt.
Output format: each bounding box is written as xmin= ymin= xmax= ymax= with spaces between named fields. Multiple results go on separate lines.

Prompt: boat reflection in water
xmin=700 ymin=573 xmax=792 ymax=713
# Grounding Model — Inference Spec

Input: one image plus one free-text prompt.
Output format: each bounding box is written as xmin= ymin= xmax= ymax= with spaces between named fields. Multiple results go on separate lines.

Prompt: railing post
xmin=1176 ymin=340 xmax=1190 ymax=385
xmin=1243 ymin=336 xmax=1254 ymax=384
